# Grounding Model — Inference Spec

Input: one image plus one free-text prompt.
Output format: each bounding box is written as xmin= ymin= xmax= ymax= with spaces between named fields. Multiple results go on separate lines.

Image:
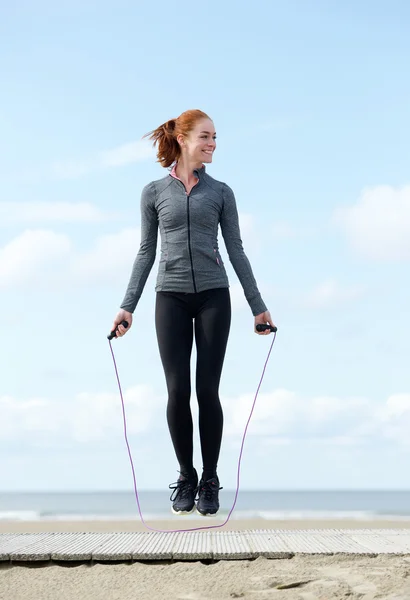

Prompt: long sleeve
xmin=119 ymin=182 xmax=158 ymax=313
xmin=220 ymin=183 xmax=268 ymax=316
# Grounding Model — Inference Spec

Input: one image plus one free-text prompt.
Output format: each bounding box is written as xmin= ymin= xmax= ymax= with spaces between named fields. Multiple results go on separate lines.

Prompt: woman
xmin=110 ymin=109 xmax=275 ymax=517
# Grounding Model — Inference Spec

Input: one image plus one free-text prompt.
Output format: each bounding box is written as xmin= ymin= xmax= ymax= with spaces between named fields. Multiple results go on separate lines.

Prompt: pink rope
xmin=108 ymin=332 xmax=276 ymax=532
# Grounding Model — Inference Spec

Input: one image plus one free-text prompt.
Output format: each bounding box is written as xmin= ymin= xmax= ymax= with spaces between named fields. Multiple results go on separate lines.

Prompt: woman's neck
xmin=175 ymin=159 xmax=202 ymax=186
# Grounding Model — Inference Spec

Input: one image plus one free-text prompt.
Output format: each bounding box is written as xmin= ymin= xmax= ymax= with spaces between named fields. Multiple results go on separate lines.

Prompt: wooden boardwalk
xmin=1 ymin=529 xmax=410 ymax=562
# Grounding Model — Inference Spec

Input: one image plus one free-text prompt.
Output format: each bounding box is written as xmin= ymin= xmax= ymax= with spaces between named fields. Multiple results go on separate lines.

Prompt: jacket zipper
xmin=186 ymin=193 xmax=197 ymax=293
xmin=173 ymin=177 xmax=199 ymax=293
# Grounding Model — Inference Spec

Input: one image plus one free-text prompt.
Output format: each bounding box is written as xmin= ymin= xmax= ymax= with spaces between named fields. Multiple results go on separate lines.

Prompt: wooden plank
xmin=1 ymin=530 xmax=410 ymax=562
xmin=92 ymin=532 xmax=145 ymax=561
xmin=349 ymin=532 xmax=408 ymax=554
xmin=0 ymin=534 xmax=53 ymax=561
xmin=380 ymin=535 xmax=410 ymax=552
xmin=132 ymin=532 xmax=178 ymax=560
xmin=51 ymin=533 xmax=113 ymax=561
xmin=212 ymin=531 xmax=253 ymax=560
xmin=245 ymin=529 xmax=295 ymax=557
xmin=172 ymin=532 xmax=213 ymax=560
xmin=275 ymin=531 xmax=343 ymax=554
xmin=11 ymin=533 xmax=76 ymax=561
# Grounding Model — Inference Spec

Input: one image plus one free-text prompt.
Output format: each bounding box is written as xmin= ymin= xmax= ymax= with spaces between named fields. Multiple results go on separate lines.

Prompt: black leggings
xmin=155 ymin=287 xmax=231 ymax=478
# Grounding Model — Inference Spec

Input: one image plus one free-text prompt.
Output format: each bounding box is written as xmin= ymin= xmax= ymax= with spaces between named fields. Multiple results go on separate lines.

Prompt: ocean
xmin=1 ymin=490 xmax=410 ymax=522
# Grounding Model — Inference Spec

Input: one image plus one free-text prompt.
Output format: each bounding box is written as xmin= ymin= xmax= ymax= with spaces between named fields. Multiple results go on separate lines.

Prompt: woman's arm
xmin=220 ymin=183 xmax=268 ymax=317
xmin=119 ymin=182 xmax=158 ymax=313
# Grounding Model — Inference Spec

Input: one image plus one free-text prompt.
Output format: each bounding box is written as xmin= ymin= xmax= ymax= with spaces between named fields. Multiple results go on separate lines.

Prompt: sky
xmin=1 ymin=0 xmax=410 ymax=492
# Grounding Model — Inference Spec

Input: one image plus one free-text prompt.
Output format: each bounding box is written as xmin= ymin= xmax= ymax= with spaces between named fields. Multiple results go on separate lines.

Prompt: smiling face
xmin=178 ymin=118 xmax=216 ymax=166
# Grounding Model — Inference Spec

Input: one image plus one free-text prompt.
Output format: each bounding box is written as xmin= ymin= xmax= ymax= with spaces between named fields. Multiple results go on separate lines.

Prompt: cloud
xmin=225 ymin=389 xmax=300 ymax=437
xmin=261 ymin=435 xmax=362 ymax=447
xmin=224 ymin=389 xmax=410 ymax=449
xmin=225 ymin=389 xmax=372 ymax=441
xmin=53 ymin=140 xmax=154 ymax=179
xmin=375 ymin=394 xmax=410 ymax=447
xmin=0 ymin=229 xmax=71 ymax=289
xmin=303 ymin=279 xmax=365 ymax=309
xmin=4 ymin=387 xmax=409 ymax=449
xmin=0 ymin=385 xmax=164 ymax=444
xmin=17 ymin=140 xmax=154 ymax=182
xmin=69 ymin=227 xmax=142 ymax=285
xmin=73 ymin=385 xmax=163 ymax=442
xmin=99 ymin=141 xmax=154 ymax=168
xmin=0 ymin=202 xmax=120 ymax=226
xmin=333 ymin=184 xmax=410 ymax=260
xmin=0 ymin=227 xmax=142 ymax=290
xmin=51 ymin=161 xmax=91 ymax=179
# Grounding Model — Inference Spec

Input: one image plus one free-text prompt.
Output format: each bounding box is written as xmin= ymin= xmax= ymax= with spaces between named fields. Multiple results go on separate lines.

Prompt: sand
xmin=2 ymin=517 xmax=410 ymax=533
xmin=1 ymin=554 xmax=410 ymax=600
xmin=1 ymin=520 xmax=410 ymax=599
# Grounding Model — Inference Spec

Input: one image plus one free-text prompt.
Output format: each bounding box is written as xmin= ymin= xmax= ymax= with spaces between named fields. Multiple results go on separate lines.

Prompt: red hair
xmin=143 ymin=109 xmax=211 ymax=168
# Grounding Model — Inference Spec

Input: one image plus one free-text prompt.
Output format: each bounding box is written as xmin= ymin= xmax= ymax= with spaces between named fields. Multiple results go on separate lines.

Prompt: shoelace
xmin=197 ymin=479 xmax=223 ymax=502
xmin=169 ymin=478 xmax=196 ymax=502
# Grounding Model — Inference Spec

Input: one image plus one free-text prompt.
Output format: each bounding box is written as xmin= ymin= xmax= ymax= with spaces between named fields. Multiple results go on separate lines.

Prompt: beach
xmin=2 ymin=553 xmax=410 ymax=600
xmin=2 ymin=517 xmax=410 ymax=533
xmin=1 ymin=519 xmax=410 ymax=599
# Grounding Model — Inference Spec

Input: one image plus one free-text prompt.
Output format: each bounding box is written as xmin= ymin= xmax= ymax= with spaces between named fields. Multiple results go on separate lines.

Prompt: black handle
xmin=108 ymin=320 xmax=129 ymax=340
xmin=256 ymin=324 xmax=277 ymax=333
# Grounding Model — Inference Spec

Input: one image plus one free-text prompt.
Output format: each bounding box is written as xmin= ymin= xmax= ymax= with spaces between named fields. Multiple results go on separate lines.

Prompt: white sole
xmin=171 ymin=506 xmax=195 ymax=516
xmin=196 ymin=508 xmax=218 ymax=517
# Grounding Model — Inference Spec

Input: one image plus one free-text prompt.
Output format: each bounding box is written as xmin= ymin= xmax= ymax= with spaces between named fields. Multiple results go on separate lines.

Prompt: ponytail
xmin=143 ymin=118 xmax=180 ymax=168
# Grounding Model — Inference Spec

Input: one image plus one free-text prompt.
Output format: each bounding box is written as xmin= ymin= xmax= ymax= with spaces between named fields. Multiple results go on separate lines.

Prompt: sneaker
xmin=196 ymin=476 xmax=222 ymax=516
xmin=169 ymin=470 xmax=198 ymax=515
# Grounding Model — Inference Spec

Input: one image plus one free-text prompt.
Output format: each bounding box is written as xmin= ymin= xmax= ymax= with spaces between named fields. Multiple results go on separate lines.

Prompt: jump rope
xmin=108 ymin=319 xmax=277 ymax=533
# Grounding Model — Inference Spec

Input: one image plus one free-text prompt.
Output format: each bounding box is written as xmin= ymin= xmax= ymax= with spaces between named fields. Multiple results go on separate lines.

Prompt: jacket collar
xmin=170 ymin=163 xmax=206 ymax=180
xmin=194 ymin=165 xmax=206 ymax=177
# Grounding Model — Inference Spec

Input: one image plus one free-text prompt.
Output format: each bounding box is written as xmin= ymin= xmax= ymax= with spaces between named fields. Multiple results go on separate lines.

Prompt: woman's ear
xmin=177 ymin=134 xmax=185 ymax=148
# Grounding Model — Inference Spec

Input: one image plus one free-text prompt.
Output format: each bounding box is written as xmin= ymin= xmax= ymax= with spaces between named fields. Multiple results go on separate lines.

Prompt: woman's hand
xmin=111 ymin=309 xmax=133 ymax=338
xmin=254 ymin=310 xmax=276 ymax=335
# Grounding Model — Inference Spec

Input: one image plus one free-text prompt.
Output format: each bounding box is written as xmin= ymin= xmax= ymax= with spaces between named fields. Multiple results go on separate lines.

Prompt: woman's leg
xmin=194 ymin=288 xmax=231 ymax=482
xmin=155 ymin=292 xmax=195 ymax=477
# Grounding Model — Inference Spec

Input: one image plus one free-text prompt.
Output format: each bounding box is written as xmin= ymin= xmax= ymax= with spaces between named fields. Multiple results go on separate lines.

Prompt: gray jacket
xmin=120 ymin=166 xmax=268 ymax=316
